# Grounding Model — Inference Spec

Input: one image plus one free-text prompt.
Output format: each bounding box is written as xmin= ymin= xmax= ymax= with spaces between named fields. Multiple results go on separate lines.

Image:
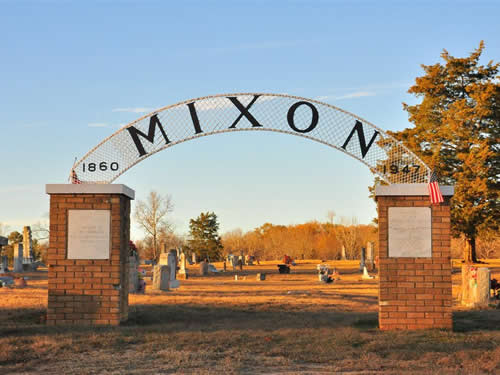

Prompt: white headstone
xmin=158 ymin=253 xmax=169 ymax=265
xmin=341 ymin=245 xmax=346 ymax=260
xmin=388 ymin=207 xmax=432 ymax=257
xmin=22 ymin=226 xmax=33 ymax=263
xmin=362 ymin=266 xmax=374 ymax=280
xmin=179 ymin=252 xmax=187 ymax=274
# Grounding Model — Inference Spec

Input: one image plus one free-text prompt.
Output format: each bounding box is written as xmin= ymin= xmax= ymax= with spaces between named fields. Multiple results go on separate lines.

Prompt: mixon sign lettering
xmin=72 ymin=93 xmax=430 ymax=184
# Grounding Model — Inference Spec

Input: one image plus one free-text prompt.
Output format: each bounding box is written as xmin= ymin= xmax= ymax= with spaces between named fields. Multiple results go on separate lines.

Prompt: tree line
xmin=221 ymin=219 xmax=378 ymax=261
xmin=131 ymin=193 xmax=378 ymax=262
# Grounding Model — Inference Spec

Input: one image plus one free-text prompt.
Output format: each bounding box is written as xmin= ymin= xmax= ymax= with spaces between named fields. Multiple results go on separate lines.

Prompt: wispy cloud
xmin=112 ymin=107 xmax=153 ymax=114
xmin=336 ymin=91 xmax=376 ymax=100
xmin=315 ymin=91 xmax=376 ymax=101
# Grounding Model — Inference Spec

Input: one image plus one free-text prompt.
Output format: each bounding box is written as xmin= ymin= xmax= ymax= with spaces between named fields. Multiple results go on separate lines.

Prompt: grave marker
xmin=168 ymin=249 xmax=179 ymax=288
xmin=153 ymin=265 xmax=170 ymax=291
xmin=13 ymin=243 xmax=23 ymax=273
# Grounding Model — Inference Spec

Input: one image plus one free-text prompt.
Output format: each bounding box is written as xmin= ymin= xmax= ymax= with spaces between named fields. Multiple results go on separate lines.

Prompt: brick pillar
xmin=375 ymin=183 xmax=454 ymax=330
xmin=45 ymin=184 xmax=134 ymax=326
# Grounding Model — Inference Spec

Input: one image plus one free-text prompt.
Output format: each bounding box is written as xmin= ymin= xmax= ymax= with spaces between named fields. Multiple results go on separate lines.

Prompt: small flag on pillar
xmin=428 ymin=171 xmax=443 ymax=204
xmin=71 ymin=169 xmax=82 ymax=184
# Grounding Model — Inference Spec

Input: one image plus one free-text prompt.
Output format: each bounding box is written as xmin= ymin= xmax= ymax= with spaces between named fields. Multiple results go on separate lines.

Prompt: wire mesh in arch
xmin=71 ymin=93 xmax=430 ymax=184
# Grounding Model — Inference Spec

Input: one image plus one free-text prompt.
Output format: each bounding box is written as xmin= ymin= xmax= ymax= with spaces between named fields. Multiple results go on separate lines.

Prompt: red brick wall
xmin=47 ymin=193 xmax=131 ymax=325
xmin=377 ymin=195 xmax=452 ymax=330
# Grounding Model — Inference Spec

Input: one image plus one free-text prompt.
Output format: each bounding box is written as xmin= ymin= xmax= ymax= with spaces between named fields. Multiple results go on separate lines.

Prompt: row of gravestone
xmin=341 ymin=241 xmax=376 ymax=267
xmin=129 ymin=249 xmax=188 ymax=293
xmin=0 ymin=227 xmax=37 ymax=274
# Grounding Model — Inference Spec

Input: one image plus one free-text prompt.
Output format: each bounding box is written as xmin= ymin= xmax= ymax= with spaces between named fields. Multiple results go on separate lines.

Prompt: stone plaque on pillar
xmin=67 ymin=210 xmax=111 ymax=259
xmin=388 ymin=207 xmax=431 ymax=258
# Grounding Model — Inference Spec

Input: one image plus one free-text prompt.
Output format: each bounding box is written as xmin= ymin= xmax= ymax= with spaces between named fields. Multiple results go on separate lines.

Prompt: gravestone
xmin=168 ymin=250 xmax=179 ymax=288
xmin=129 ymin=255 xmax=139 ymax=293
xmin=13 ymin=243 xmax=23 ymax=273
xmin=476 ymin=268 xmax=491 ymax=307
xmin=362 ymin=266 xmax=374 ymax=280
xmin=0 ymin=256 xmax=8 ymax=273
xmin=341 ymin=245 xmax=346 ymax=260
xmin=200 ymin=260 xmax=209 ymax=276
xmin=152 ymin=265 xmax=170 ymax=291
xmin=231 ymin=255 xmax=238 ymax=271
xmin=359 ymin=247 xmax=366 ymax=272
xmin=158 ymin=252 xmax=169 ymax=265
xmin=366 ymin=242 xmax=375 ymax=271
xmin=0 ymin=236 xmax=8 ymax=267
xmin=178 ymin=252 xmax=188 ymax=279
xmin=461 ymin=266 xmax=491 ymax=308
xmin=22 ymin=226 xmax=34 ymax=264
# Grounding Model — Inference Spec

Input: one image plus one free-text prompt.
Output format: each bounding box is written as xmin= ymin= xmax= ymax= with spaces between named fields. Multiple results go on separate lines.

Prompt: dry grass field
xmin=1 ymin=260 xmax=500 ymax=374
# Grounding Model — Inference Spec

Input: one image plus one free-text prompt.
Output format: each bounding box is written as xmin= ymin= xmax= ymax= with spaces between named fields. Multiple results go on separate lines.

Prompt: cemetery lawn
xmin=1 ymin=260 xmax=500 ymax=374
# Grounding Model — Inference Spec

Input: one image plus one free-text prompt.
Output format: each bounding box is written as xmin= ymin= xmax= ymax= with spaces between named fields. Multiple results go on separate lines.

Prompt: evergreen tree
xmin=394 ymin=41 xmax=499 ymax=263
xmin=187 ymin=212 xmax=223 ymax=261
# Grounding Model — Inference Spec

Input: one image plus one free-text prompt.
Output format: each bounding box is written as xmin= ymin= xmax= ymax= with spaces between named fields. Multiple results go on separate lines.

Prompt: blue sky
xmin=1 ymin=0 xmax=499 ymax=240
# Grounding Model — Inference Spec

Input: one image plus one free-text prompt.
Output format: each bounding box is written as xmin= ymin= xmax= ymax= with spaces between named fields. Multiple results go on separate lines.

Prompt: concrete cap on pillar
xmin=375 ymin=183 xmax=454 ymax=197
xmin=46 ymin=184 xmax=135 ymax=199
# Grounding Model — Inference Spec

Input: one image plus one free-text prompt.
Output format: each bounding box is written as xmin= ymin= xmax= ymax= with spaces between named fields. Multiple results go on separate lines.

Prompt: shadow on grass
xmin=0 ymin=303 xmax=379 ymax=337
xmin=2 ymin=303 xmax=499 ymax=338
xmin=453 ymin=309 xmax=500 ymax=332
xmin=125 ymin=303 xmax=380 ymax=330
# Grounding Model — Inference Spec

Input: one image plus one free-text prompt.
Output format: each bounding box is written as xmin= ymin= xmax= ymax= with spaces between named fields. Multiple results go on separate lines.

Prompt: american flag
xmin=428 ymin=171 xmax=443 ymax=204
xmin=71 ymin=169 xmax=82 ymax=184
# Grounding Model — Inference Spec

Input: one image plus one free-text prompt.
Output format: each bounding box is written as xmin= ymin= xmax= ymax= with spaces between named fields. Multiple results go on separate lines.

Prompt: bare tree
xmin=336 ymin=216 xmax=361 ymax=260
xmin=326 ymin=210 xmax=336 ymax=225
xmin=134 ymin=191 xmax=174 ymax=261
xmin=32 ymin=221 xmax=50 ymax=241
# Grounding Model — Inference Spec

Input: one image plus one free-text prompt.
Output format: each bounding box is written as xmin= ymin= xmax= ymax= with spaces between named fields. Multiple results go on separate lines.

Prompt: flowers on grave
xmin=469 ymin=266 xmax=478 ymax=287
xmin=129 ymin=241 xmax=138 ymax=257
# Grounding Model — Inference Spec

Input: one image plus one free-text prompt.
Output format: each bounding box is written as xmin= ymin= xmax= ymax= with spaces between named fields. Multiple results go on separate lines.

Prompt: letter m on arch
xmin=126 ymin=115 xmax=170 ymax=157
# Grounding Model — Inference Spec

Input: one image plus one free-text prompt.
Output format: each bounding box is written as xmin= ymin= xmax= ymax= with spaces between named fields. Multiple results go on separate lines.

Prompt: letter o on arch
xmin=287 ymin=101 xmax=319 ymax=133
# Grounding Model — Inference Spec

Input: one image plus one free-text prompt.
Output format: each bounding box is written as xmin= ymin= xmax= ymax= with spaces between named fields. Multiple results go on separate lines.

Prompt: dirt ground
xmin=1 ymin=260 xmax=500 ymax=374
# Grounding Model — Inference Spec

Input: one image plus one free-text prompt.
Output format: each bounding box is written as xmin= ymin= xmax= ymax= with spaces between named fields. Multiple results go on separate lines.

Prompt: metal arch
xmin=72 ymin=92 xmax=431 ymax=184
